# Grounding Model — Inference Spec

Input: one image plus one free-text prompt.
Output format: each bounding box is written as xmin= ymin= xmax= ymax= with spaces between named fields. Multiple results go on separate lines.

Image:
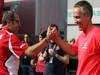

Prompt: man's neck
xmin=83 ymin=22 xmax=93 ymax=34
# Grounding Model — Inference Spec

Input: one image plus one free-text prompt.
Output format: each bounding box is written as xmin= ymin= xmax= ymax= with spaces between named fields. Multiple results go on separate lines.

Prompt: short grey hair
xmin=74 ymin=0 xmax=93 ymax=18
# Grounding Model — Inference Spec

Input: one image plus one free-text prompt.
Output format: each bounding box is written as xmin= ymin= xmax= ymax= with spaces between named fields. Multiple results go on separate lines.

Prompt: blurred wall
xmin=17 ymin=0 xmax=35 ymax=35
xmin=35 ymin=0 xmax=67 ymax=40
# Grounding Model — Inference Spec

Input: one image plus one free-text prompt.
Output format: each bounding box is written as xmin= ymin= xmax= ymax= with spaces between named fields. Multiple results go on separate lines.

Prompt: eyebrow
xmin=73 ymin=16 xmax=80 ymax=19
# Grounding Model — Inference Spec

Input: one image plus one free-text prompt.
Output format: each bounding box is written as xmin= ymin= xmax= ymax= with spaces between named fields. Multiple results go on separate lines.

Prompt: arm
xmin=30 ymin=58 xmax=36 ymax=68
xmin=47 ymin=26 xmax=77 ymax=56
xmin=48 ymin=49 xmax=69 ymax=64
xmin=55 ymin=54 xmax=69 ymax=64
xmin=25 ymin=38 xmax=49 ymax=57
xmin=55 ymin=37 xmax=76 ymax=56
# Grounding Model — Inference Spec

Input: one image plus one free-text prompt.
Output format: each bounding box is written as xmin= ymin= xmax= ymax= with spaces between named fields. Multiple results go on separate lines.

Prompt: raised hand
xmin=47 ymin=26 xmax=59 ymax=41
xmin=48 ymin=49 xmax=56 ymax=56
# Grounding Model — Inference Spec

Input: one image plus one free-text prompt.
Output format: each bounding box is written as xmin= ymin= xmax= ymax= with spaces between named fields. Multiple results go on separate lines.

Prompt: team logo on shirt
xmin=82 ymin=42 xmax=88 ymax=49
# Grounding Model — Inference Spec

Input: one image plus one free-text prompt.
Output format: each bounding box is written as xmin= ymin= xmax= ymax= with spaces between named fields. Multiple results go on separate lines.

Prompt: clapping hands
xmin=46 ymin=26 xmax=59 ymax=42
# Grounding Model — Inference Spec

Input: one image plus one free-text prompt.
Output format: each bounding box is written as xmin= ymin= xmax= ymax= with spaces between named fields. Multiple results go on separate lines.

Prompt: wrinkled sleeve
xmin=9 ymin=34 xmax=29 ymax=57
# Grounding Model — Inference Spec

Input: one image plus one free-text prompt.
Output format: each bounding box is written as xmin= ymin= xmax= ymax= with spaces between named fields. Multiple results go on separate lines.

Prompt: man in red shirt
xmin=0 ymin=11 xmax=52 ymax=75
xmin=47 ymin=1 xmax=100 ymax=75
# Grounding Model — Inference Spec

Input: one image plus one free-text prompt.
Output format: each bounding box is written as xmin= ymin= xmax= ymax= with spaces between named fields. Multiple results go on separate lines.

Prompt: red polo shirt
xmin=72 ymin=25 xmax=100 ymax=75
xmin=0 ymin=26 xmax=29 ymax=75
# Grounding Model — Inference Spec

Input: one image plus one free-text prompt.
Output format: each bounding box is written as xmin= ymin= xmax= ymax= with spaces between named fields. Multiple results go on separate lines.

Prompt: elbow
xmin=70 ymin=53 xmax=76 ymax=56
xmin=62 ymin=55 xmax=69 ymax=64
xmin=70 ymin=52 xmax=77 ymax=56
xmin=24 ymin=48 xmax=35 ymax=57
xmin=68 ymin=50 xmax=77 ymax=56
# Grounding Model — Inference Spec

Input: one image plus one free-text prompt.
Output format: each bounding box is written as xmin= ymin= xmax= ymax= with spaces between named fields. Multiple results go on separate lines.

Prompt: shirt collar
xmin=2 ymin=26 xmax=13 ymax=32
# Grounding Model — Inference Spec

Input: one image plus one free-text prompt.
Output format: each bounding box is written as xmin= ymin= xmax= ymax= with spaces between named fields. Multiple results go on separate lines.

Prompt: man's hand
xmin=48 ymin=49 xmax=56 ymax=56
xmin=38 ymin=52 xmax=47 ymax=62
xmin=47 ymin=26 xmax=59 ymax=41
xmin=42 ymin=51 xmax=47 ymax=58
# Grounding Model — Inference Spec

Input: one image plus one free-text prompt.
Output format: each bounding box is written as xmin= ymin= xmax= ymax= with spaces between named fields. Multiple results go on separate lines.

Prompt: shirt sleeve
xmin=71 ymin=38 xmax=78 ymax=55
xmin=9 ymin=34 xmax=29 ymax=57
xmin=94 ymin=31 xmax=100 ymax=54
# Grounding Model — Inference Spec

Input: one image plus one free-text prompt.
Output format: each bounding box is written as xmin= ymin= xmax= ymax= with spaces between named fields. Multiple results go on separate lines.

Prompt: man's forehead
xmin=73 ymin=7 xmax=83 ymax=15
xmin=73 ymin=7 xmax=82 ymax=12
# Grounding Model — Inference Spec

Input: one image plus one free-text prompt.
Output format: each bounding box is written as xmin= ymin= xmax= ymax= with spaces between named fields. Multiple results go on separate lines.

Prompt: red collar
xmin=2 ymin=26 xmax=13 ymax=32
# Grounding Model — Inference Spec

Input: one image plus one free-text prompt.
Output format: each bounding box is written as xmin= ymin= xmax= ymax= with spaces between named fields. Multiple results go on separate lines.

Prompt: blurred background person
xmin=43 ymin=24 xmax=69 ymax=75
xmin=24 ymin=34 xmax=32 ymax=45
xmin=19 ymin=33 xmax=35 ymax=75
xmin=31 ymin=30 xmax=47 ymax=75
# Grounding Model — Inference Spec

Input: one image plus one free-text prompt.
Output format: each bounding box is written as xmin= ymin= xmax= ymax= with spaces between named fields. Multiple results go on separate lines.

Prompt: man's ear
xmin=10 ymin=15 xmax=14 ymax=24
xmin=6 ymin=19 xmax=10 ymax=24
xmin=86 ymin=13 xmax=91 ymax=20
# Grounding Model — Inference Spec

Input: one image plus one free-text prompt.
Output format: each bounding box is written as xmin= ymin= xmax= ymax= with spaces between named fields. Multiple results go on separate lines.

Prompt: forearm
xmin=55 ymin=37 xmax=76 ymax=56
xmin=55 ymin=54 xmax=69 ymax=64
xmin=25 ymin=38 xmax=49 ymax=57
